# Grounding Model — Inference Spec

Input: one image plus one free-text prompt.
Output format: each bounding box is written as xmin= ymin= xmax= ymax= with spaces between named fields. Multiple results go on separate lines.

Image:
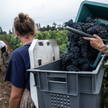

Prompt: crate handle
xmin=33 ymin=72 xmax=40 ymax=87
xmin=48 ymin=77 xmax=66 ymax=83
xmin=38 ymin=59 xmax=42 ymax=66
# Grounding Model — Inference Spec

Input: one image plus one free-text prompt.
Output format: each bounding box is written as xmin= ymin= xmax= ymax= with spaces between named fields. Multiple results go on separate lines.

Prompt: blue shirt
xmin=4 ymin=45 xmax=30 ymax=90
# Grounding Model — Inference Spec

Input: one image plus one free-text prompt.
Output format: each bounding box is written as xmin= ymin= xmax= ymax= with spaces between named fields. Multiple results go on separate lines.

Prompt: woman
xmin=4 ymin=13 xmax=37 ymax=108
xmin=83 ymin=34 xmax=108 ymax=56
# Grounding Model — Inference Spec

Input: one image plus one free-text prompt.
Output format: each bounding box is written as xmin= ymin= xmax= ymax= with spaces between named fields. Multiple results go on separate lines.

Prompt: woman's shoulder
xmin=11 ymin=45 xmax=29 ymax=61
xmin=12 ymin=46 xmax=23 ymax=55
xmin=13 ymin=45 xmax=29 ymax=53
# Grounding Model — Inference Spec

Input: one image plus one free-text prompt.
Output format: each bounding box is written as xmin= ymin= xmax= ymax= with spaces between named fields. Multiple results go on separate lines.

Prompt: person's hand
xmin=5 ymin=52 xmax=8 ymax=56
xmin=83 ymin=34 xmax=105 ymax=51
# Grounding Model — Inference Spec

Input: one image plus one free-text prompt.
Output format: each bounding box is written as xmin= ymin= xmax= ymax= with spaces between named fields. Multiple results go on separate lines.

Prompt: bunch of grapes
xmin=61 ymin=17 xmax=108 ymax=71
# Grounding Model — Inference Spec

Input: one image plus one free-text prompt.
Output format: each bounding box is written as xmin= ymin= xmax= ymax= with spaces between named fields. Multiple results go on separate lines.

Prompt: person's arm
xmin=9 ymin=85 xmax=23 ymax=108
xmin=4 ymin=44 xmax=8 ymax=56
xmin=83 ymin=34 xmax=108 ymax=56
xmin=98 ymin=44 xmax=108 ymax=56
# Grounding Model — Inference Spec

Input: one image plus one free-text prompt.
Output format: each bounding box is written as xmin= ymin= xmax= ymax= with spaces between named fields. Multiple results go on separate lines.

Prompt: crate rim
xmin=75 ymin=0 xmax=108 ymax=23
xmin=27 ymin=54 xmax=105 ymax=75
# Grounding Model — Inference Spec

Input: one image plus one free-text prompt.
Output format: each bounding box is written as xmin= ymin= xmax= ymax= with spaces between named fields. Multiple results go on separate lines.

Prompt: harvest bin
xmin=28 ymin=1 xmax=108 ymax=108
xmin=28 ymin=55 xmax=105 ymax=108
xmin=74 ymin=0 xmax=108 ymax=69
xmin=75 ymin=0 xmax=108 ymax=24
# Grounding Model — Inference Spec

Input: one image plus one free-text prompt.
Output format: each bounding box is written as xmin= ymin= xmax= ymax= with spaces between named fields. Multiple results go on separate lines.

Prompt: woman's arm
xmin=9 ymin=85 xmax=23 ymax=108
xmin=83 ymin=34 xmax=108 ymax=56
xmin=98 ymin=44 xmax=108 ymax=56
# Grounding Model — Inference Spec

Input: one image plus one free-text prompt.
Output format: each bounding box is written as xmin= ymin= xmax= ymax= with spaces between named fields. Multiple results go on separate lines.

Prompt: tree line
xmin=0 ymin=27 xmax=7 ymax=34
xmin=36 ymin=22 xmax=65 ymax=31
xmin=0 ymin=22 xmax=66 ymax=34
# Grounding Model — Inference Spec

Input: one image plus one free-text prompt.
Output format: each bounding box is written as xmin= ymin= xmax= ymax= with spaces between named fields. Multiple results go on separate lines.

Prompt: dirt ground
xmin=0 ymin=38 xmax=13 ymax=108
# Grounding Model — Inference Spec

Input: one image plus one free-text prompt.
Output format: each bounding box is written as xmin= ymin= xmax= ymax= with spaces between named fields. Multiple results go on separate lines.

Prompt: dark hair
xmin=14 ymin=13 xmax=37 ymax=37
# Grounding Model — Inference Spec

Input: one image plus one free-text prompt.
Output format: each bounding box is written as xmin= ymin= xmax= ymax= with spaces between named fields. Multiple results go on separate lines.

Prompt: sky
xmin=0 ymin=0 xmax=108 ymax=33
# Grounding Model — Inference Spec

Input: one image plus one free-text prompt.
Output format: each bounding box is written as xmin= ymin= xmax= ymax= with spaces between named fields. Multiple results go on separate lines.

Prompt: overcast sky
xmin=0 ymin=0 xmax=108 ymax=33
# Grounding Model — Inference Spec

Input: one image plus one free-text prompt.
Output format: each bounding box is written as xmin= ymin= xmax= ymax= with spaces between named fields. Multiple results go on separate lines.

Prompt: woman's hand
xmin=83 ymin=34 xmax=105 ymax=51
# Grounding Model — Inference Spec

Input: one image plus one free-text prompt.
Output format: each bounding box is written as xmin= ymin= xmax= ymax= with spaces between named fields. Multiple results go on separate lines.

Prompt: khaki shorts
xmin=19 ymin=88 xmax=35 ymax=108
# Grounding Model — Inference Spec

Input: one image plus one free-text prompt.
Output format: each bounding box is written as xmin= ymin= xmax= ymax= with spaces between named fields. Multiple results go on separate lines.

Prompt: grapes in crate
xmin=61 ymin=17 xmax=108 ymax=71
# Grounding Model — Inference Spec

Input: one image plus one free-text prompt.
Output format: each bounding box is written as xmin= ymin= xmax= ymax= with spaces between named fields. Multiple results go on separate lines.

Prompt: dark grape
xmin=61 ymin=17 xmax=108 ymax=71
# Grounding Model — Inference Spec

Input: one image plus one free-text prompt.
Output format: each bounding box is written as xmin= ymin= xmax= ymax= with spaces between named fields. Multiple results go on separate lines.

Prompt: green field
xmin=3 ymin=30 xmax=68 ymax=54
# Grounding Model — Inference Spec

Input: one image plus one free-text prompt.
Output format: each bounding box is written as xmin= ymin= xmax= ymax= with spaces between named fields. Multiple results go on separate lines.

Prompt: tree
xmin=2 ymin=31 xmax=7 ymax=34
xmin=51 ymin=26 xmax=55 ymax=31
xmin=38 ymin=23 xmax=41 ymax=30
xmin=9 ymin=29 xmax=12 ymax=34
xmin=36 ymin=23 xmax=39 ymax=29
xmin=12 ymin=26 xmax=14 ymax=34
xmin=52 ymin=22 xmax=57 ymax=28
xmin=62 ymin=23 xmax=66 ymax=29
xmin=57 ymin=24 xmax=62 ymax=30
xmin=0 ymin=27 xmax=3 ymax=34
xmin=40 ymin=26 xmax=46 ymax=31
xmin=46 ymin=25 xmax=51 ymax=31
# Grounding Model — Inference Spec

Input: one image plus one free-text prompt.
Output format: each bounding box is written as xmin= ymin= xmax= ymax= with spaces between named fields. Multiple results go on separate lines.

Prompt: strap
xmin=23 ymin=41 xmax=32 ymax=91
